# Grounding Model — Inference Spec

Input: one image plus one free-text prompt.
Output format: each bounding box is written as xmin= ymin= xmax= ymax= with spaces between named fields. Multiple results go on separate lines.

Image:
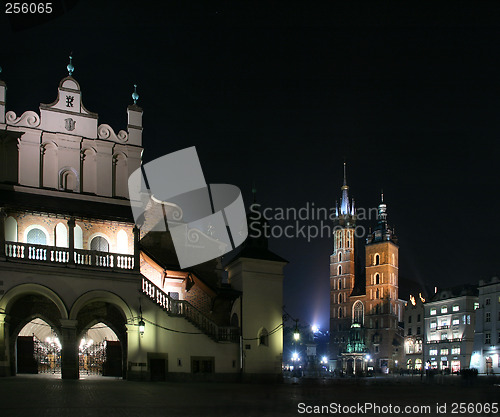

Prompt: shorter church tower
xmin=329 ymin=163 xmax=356 ymax=366
xmin=364 ymin=193 xmax=403 ymax=372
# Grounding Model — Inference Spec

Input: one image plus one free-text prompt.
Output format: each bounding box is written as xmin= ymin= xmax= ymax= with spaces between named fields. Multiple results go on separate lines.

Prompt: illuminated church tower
xmin=329 ymin=168 xmax=405 ymax=374
xmin=364 ymin=193 xmax=403 ymax=371
xmin=329 ymin=163 xmax=356 ymax=365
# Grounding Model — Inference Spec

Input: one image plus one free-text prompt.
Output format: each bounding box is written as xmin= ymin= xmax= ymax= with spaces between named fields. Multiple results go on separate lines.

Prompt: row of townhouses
xmin=404 ymin=277 xmax=500 ymax=374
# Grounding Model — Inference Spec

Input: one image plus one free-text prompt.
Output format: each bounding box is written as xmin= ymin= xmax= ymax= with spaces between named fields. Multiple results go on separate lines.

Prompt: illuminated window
xmin=440 ymin=348 xmax=449 ymax=355
xmin=452 ymin=319 xmax=459 ymax=326
xmin=451 ymin=347 xmax=460 ymax=354
xmin=441 ymin=306 xmax=448 ymax=314
xmin=441 ymin=333 xmax=448 ymax=340
xmin=429 ymin=348 xmax=438 ymax=356
xmin=486 ymin=312 xmax=491 ymax=323
xmin=430 ymin=308 xmax=436 ymax=316
xmin=467 ymin=315 xmax=471 ymax=325
xmin=474 ymin=302 xmax=479 ymax=310
xmin=27 ymin=228 xmax=47 ymax=245
xmin=453 ymin=332 xmax=460 ymax=340
xmin=430 ymin=321 xmax=437 ymax=330
xmin=452 ymin=305 xmax=459 ymax=312
xmin=416 ymin=342 xmax=422 ymax=353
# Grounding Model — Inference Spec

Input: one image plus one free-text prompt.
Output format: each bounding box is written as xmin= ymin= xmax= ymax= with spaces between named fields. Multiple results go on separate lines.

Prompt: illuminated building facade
xmin=0 ymin=63 xmax=284 ymax=380
xmin=403 ymin=294 xmax=425 ymax=371
xmin=329 ymin=166 xmax=404 ymax=373
xmin=423 ymin=286 xmax=477 ymax=373
xmin=471 ymin=276 xmax=500 ymax=374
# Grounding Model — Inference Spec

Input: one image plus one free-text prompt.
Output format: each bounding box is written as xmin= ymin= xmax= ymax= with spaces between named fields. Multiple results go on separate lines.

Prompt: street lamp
xmin=138 ymin=304 xmax=145 ymax=335
xmin=293 ymin=319 xmax=300 ymax=341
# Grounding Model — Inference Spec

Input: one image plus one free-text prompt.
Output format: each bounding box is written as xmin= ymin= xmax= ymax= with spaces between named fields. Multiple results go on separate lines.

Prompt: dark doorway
xmin=16 ymin=336 xmax=37 ymax=374
xmin=150 ymin=358 xmax=166 ymax=381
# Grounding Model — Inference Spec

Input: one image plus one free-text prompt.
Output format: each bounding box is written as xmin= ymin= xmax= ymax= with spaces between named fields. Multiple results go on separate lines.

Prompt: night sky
xmin=2 ymin=1 xmax=500 ymax=330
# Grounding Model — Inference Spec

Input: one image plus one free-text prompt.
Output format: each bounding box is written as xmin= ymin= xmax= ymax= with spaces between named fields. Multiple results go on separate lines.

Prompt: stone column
xmin=133 ymin=226 xmax=140 ymax=270
xmin=0 ymin=207 xmax=6 ymax=259
xmin=0 ymin=313 xmax=11 ymax=377
xmin=67 ymin=217 xmax=75 ymax=266
xmin=60 ymin=319 xmax=79 ymax=379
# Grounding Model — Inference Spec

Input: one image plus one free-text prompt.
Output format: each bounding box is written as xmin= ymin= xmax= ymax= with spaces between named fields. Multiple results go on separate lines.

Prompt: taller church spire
xmin=337 ymin=162 xmax=356 ymax=225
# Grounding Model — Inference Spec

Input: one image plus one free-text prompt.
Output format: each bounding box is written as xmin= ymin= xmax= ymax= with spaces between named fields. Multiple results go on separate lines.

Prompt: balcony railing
xmin=4 ymin=241 xmax=135 ymax=270
xmin=142 ymin=276 xmax=240 ymax=343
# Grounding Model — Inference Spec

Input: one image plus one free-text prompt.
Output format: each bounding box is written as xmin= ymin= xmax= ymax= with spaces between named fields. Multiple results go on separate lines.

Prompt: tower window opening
xmin=374 ymin=254 xmax=380 ymax=265
xmin=338 ymin=253 xmax=342 ymax=262
xmin=338 ymin=279 xmax=342 ymax=290
xmin=375 ymin=273 xmax=380 ymax=285
xmin=338 ymin=265 xmax=342 ymax=276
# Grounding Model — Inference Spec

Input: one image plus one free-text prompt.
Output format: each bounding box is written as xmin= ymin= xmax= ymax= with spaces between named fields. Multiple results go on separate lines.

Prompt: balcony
xmin=426 ymin=338 xmax=462 ymax=344
xmin=4 ymin=241 xmax=135 ymax=270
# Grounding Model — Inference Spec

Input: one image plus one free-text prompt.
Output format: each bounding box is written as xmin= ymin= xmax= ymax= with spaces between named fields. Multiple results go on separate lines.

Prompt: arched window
xmin=55 ymin=223 xmax=68 ymax=247
xmin=338 ymin=252 xmax=342 ymax=262
xmin=376 ymin=289 xmax=380 ymax=299
xmin=117 ymin=229 xmax=129 ymax=254
xmin=338 ymin=307 xmax=343 ymax=318
xmin=258 ymin=328 xmax=269 ymax=347
xmin=392 ymin=253 xmax=395 ymax=265
xmin=374 ymin=254 xmax=380 ymax=265
xmin=375 ymin=273 xmax=380 ymax=285
xmin=5 ymin=216 xmax=18 ymax=242
xmin=338 ymin=265 xmax=342 ymax=276
xmin=338 ymin=279 xmax=342 ymax=290
xmin=90 ymin=236 xmax=109 ymax=252
xmin=74 ymin=225 xmax=83 ymax=249
xmin=353 ymin=301 xmax=364 ymax=325
xmin=27 ymin=227 xmax=47 ymax=245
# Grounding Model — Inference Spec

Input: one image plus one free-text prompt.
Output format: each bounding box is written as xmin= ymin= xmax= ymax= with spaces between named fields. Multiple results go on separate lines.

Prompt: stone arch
xmin=1 ymin=284 xmax=68 ymax=376
xmin=69 ymin=290 xmax=134 ymax=322
xmin=70 ymin=291 xmax=132 ymax=378
xmin=0 ymin=283 xmax=68 ymax=320
xmin=59 ymin=167 xmax=79 ymax=192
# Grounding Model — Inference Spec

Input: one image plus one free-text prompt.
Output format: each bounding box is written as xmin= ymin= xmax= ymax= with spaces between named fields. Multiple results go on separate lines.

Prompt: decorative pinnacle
xmin=67 ymin=54 xmax=74 ymax=76
xmin=132 ymin=84 xmax=139 ymax=104
xmin=343 ymin=161 xmax=347 ymax=186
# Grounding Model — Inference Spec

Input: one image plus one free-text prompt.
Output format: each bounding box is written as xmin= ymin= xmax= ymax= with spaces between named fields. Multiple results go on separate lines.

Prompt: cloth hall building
xmin=329 ymin=167 xmax=405 ymax=374
xmin=0 ymin=62 xmax=285 ymax=380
